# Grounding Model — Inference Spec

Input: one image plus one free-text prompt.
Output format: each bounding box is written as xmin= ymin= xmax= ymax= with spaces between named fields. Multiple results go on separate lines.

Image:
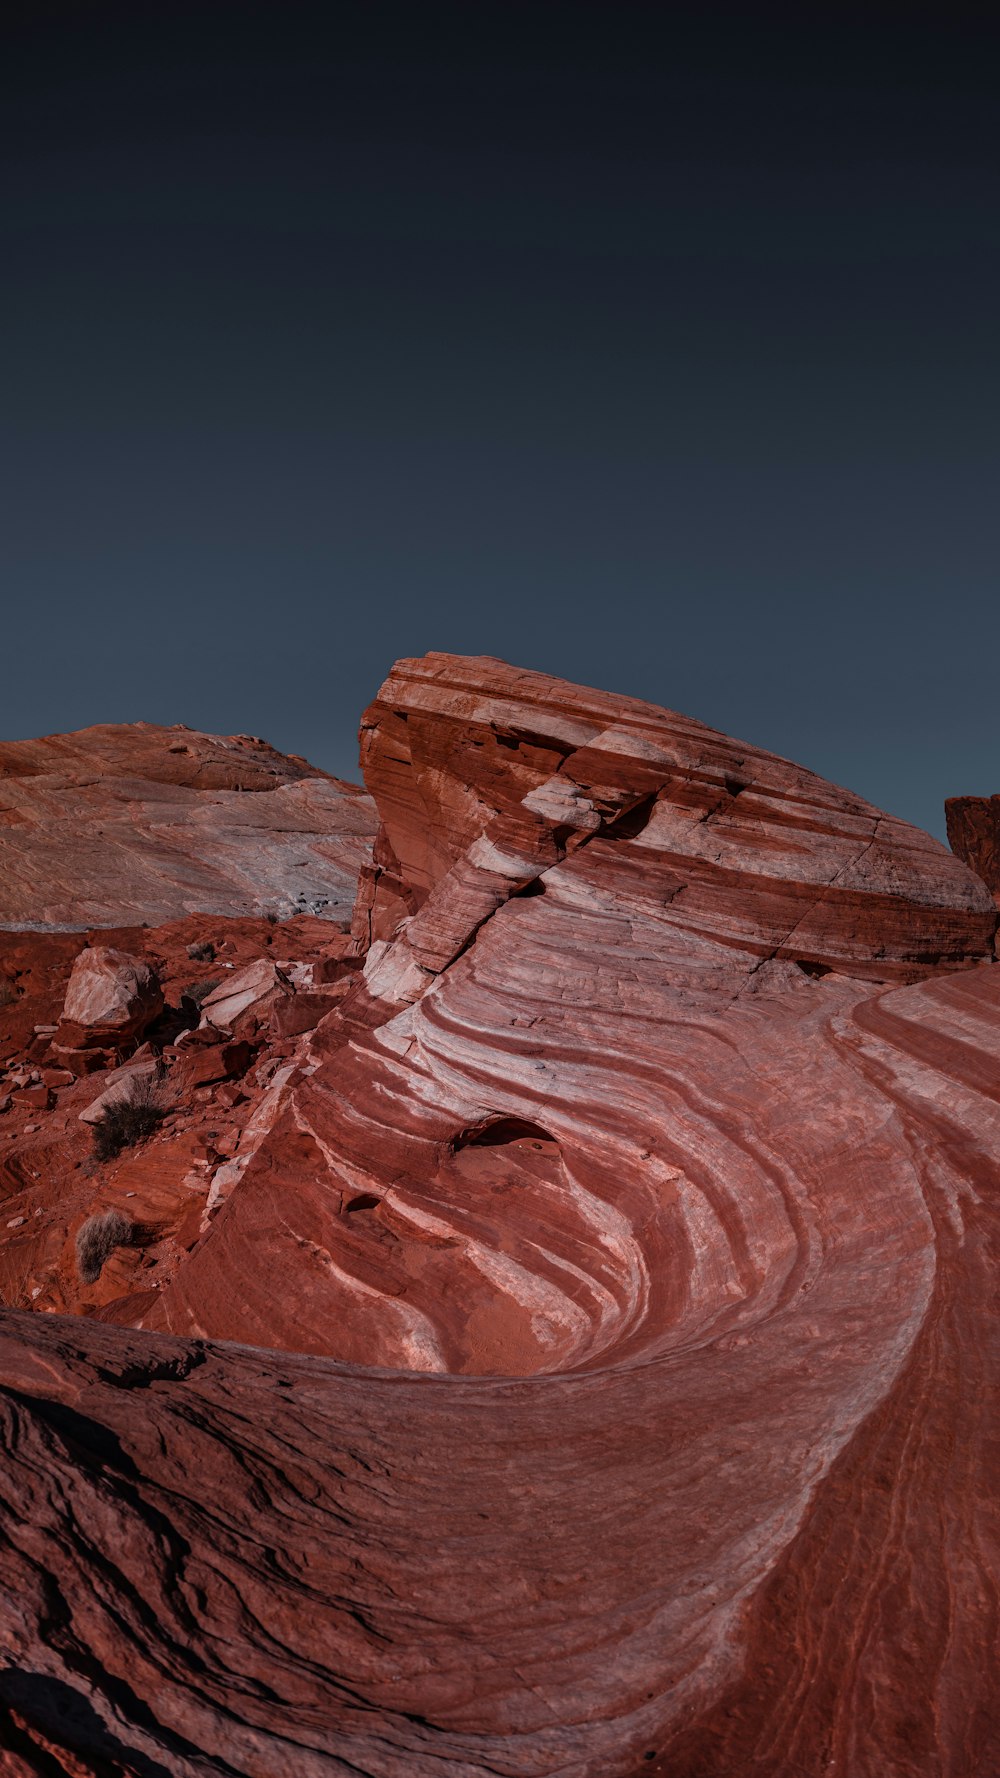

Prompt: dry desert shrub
xmin=0 ymin=1251 xmax=34 ymax=1309
xmin=184 ymin=976 xmax=221 ymax=1007
xmin=76 ymin=1208 xmax=133 ymax=1284
xmin=92 ymin=1073 xmax=165 ymax=1163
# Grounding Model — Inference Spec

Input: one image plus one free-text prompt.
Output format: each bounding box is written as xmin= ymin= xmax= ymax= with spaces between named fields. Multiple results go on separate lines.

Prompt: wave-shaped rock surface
xmin=2 ymin=656 xmax=998 ymax=1777
xmin=0 ymin=722 xmax=375 ymax=927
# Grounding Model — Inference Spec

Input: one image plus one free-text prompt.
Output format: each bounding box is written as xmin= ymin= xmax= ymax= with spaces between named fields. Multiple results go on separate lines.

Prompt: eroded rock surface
xmin=0 ymin=721 xmax=376 ymax=928
xmin=947 ymin=792 xmax=1000 ymax=905
xmin=1 ymin=655 xmax=999 ymax=1777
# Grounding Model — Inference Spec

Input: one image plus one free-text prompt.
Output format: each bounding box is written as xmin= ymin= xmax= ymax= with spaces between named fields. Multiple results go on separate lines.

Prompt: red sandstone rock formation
xmin=1 ymin=656 xmax=999 ymax=1777
xmin=0 ymin=721 xmax=375 ymax=928
xmin=946 ymin=792 xmax=1000 ymax=905
xmin=60 ymin=946 xmax=164 ymax=1047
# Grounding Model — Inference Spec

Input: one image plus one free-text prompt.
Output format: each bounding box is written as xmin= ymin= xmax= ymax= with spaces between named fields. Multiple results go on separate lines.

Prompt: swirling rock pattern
xmin=1 ymin=655 xmax=999 ymax=1777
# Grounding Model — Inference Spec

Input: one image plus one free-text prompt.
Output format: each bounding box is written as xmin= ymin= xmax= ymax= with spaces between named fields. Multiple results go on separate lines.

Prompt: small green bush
xmin=92 ymin=1075 xmax=165 ymax=1163
xmin=76 ymin=1208 xmax=132 ymax=1284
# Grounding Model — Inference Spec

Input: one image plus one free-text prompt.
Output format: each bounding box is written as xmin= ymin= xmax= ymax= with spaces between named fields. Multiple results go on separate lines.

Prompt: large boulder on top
xmin=60 ymin=946 xmax=163 ymax=1047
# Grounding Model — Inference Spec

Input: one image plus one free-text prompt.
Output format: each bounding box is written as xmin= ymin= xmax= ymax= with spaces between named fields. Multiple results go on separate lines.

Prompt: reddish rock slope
xmin=1 ymin=655 xmax=998 ymax=1777
xmin=0 ymin=721 xmax=375 ymax=927
xmin=947 ymin=792 xmax=1000 ymax=903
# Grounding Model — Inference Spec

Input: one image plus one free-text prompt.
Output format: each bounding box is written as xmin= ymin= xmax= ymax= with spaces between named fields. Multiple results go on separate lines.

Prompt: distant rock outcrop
xmin=946 ymin=792 xmax=1000 ymax=906
xmin=1 ymin=657 xmax=998 ymax=1778
xmin=0 ymin=721 xmax=376 ymax=928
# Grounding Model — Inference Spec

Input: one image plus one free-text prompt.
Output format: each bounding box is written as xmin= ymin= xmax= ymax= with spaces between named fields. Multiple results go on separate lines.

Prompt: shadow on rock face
xmin=0 ymin=1669 xmax=181 ymax=1778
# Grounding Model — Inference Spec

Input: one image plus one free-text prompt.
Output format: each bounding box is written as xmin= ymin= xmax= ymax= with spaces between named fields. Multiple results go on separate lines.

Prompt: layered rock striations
xmin=1 ymin=656 xmax=999 ymax=1777
xmin=0 ymin=721 xmax=376 ymax=928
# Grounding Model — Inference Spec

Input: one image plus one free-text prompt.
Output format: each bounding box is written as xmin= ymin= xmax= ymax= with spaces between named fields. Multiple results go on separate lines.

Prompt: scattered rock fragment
xmin=78 ymin=1059 xmax=162 ymax=1126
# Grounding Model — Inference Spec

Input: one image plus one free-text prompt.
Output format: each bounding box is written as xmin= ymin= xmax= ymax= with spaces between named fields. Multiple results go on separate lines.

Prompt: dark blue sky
xmin=3 ymin=3 xmax=997 ymax=837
